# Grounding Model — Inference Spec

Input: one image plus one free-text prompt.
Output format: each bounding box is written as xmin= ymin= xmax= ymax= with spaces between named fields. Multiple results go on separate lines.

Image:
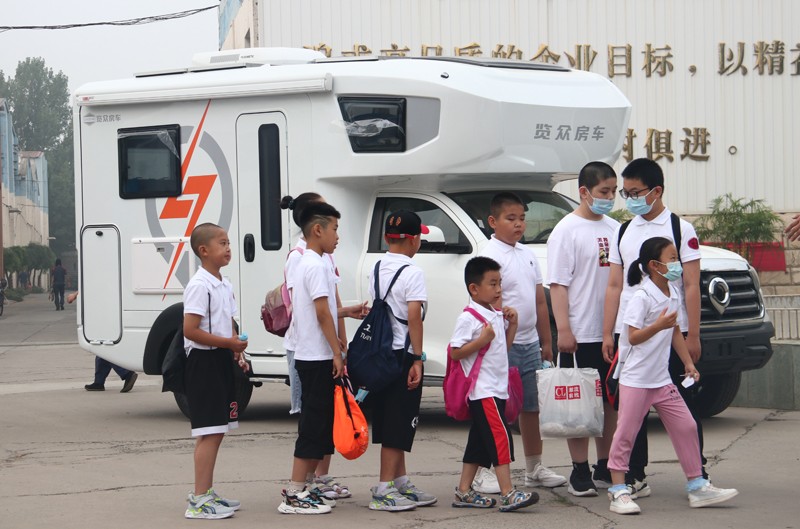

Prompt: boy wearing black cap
xmin=367 ymin=210 xmax=438 ymax=512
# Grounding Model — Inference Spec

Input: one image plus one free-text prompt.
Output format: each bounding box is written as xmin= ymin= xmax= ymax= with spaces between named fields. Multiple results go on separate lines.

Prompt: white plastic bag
xmin=536 ymin=356 xmax=604 ymax=439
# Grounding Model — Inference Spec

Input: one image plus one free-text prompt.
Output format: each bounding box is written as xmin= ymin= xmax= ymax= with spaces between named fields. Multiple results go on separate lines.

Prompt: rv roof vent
xmin=192 ymin=47 xmax=326 ymax=67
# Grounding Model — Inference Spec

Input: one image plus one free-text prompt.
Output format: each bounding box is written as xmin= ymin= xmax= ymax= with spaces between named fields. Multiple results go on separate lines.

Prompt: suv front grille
xmin=700 ymin=270 xmax=763 ymax=323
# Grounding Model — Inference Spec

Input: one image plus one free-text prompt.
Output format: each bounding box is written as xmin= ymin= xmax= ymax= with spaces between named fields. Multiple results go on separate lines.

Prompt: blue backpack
xmin=347 ymin=261 xmax=409 ymax=394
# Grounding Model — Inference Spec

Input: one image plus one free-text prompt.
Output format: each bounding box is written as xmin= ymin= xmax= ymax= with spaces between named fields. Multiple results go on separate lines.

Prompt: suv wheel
xmin=693 ymin=372 xmax=742 ymax=418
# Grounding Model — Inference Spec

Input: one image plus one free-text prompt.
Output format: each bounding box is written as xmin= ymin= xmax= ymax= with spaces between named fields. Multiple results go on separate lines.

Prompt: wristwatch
xmin=412 ymin=352 xmax=426 ymax=362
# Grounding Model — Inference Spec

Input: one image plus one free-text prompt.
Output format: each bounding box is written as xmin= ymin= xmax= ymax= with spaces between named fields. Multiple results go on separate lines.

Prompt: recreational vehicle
xmin=74 ymin=48 xmax=772 ymax=417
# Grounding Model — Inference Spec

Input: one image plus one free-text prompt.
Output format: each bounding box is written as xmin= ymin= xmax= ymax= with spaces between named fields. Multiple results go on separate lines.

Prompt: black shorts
xmin=185 ymin=348 xmax=238 ymax=437
xmin=370 ymin=350 xmax=423 ymax=452
xmin=294 ymin=359 xmax=335 ymax=460
xmin=463 ymin=397 xmax=514 ymax=468
xmin=558 ymin=342 xmax=612 ymax=403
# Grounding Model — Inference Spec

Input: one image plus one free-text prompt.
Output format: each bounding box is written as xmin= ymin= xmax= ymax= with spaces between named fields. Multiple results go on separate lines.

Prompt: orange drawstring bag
xmin=333 ymin=376 xmax=369 ymax=460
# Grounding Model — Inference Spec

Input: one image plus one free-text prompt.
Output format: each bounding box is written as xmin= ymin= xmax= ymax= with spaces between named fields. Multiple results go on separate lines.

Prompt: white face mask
xmin=588 ymin=195 xmax=615 ymax=215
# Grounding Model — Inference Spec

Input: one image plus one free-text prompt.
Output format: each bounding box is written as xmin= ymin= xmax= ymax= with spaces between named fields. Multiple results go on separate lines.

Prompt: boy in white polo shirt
xmin=278 ymin=202 xmax=344 ymax=515
xmin=183 ymin=223 xmax=248 ymax=520
xmin=601 ymin=157 xmax=706 ymax=497
xmin=548 ymin=161 xmax=620 ymax=496
xmin=449 ymin=256 xmax=537 ymax=512
xmin=479 ymin=192 xmax=567 ymax=489
xmin=368 ymin=210 xmax=437 ymax=512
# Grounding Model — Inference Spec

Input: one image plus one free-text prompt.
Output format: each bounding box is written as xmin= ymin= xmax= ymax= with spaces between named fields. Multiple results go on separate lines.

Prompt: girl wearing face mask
xmin=605 ymin=237 xmax=738 ymax=515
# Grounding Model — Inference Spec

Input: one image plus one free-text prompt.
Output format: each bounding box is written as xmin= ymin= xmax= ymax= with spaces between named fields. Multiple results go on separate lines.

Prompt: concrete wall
xmin=733 ymin=341 xmax=800 ymax=410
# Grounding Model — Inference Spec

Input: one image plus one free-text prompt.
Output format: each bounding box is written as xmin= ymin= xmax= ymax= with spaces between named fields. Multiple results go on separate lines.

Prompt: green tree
xmin=0 ymin=58 xmax=71 ymax=150
xmin=26 ymin=243 xmax=56 ymax=288
xmin=3 ymin=246 xmax=27 ymax=286
xmin=0 ymin=58 xmax=74 ymax=255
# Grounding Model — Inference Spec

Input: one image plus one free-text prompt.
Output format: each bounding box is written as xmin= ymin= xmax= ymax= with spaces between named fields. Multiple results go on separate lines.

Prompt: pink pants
xmin=608 ymin=384 xmax=702 ymax=479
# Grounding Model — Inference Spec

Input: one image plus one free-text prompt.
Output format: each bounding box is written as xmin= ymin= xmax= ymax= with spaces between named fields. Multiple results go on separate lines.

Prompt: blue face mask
xmin=625 ymin=189 xmax=655 ymax=215
xmin=588 ymin=196 xmax=615 ymax=216
xmin=656 ymin=261 xmax=683 ymax=281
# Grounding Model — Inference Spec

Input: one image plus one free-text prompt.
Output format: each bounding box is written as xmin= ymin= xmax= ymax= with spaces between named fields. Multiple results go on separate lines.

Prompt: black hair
xmin=621 ymin=158 xmax=664 ymax=191
xmin=190 ymin=222 xmax=223 ymax=257
xmin=55 ymin=258 xmax=62 ymax=266
xmin=489 ymin=192 xmax=525 ymax=218
xmin=627 ymin=236 xmax=674 ymax=286
xmin=464 ymin=256 xmax=501 ymax=291
xmin=300 ymin=202 xmax=341 ymax=237
xmin=578 ymin=161 xmax=616 ymax=190
xmin=280 ymin=192 xmax=323 ymax=227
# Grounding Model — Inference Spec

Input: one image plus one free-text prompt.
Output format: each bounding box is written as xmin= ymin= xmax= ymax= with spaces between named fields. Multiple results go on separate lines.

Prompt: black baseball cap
xmin=384 ymin=210 xmax=430 ymax=239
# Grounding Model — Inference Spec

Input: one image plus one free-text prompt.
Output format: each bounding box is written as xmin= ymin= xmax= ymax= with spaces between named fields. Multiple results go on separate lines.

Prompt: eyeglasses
xmin=619 ymin=187 xmax=651 ymax=199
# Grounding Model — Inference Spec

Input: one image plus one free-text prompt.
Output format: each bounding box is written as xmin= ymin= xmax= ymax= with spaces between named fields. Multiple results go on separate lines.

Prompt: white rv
xmin=74 ymin=48 xmax=772 ymax=417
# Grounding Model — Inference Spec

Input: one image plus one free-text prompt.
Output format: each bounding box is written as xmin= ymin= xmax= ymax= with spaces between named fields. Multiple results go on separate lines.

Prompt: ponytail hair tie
xmin=288 ymin=199 xmax=296 ymax=209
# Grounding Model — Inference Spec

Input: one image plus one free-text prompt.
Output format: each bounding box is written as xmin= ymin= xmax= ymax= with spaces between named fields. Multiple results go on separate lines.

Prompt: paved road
xmin=1 ymin=293 xmax=798 ymax=528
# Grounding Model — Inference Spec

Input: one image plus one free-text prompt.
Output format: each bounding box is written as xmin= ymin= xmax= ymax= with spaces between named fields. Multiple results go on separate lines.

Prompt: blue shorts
xmin=508 ymin=342 xmax=542 ymax=412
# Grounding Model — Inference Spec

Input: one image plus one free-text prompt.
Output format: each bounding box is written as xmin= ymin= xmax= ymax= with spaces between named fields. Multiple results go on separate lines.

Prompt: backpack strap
xmin=463 ymin=307 xmax=492 ymax=358
xmin=617 ymin=219 xmax=632 ymax=267
xmin=618 ymin=214 xmax=684 ymax=266
xmin=373 ymin=261 xmax=411 ymax=325
xmin=670 ymin=212 xmax=683 ymax=264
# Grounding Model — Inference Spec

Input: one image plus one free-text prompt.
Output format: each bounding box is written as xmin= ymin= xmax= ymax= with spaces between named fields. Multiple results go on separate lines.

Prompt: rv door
xmin=235 ymin=112 xmax=289 ymax=355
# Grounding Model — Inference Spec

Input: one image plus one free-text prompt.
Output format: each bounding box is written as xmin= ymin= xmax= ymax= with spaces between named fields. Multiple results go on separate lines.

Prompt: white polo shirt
xmin=449 ymin=300 xmax=509 ymax=400
xmin=609 ymin=207 xmax=701 ymax=334
xmin=480 ymin=235 xmax=543 ymax=344
xmin=368 ymin=252 xmax=427 ymax=354
xmin=548 ymin=213 xmax=620 ymax=343
xmin=291 ymin=250 xmax=339 ymax=361
xmin=183 ymin=267 xmax=237 ymax=353
xmin=283 ymin=238 xmax=340 ymax=352
xmin=618 ymin=278 xmax=686 ymax=388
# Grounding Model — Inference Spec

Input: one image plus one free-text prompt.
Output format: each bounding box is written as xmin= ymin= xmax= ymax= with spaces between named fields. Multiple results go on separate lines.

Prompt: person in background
xmin=51 ymin=258 xmax=67 ymax=310
xmin=73 ymin=291 xmax=138 ymax=393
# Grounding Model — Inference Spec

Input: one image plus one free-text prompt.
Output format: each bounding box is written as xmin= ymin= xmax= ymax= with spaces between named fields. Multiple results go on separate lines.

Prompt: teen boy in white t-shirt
xmin=278 ymin=202 xmax=343 ymax=515
xmin=479 ymin=192 xmax=567 ymax=489
xmin=548 ymin=161 xmax=620 ymax=496
xmin=367 ymin=210 xmax=437 ymax=512
xmin=601 ymin=158 xmax=706 ymax=497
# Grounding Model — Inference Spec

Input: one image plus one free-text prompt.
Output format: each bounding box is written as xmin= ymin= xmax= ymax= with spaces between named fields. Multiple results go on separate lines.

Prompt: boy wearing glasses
xmin=601 ymin=158 xmax=706 ymax=499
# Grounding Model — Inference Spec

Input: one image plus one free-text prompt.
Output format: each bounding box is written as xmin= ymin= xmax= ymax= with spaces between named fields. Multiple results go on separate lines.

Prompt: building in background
xmin=1 ymin=99 xmax=50 ymax=281
xmin=217 ymin=0 xmax=799 ymax=296
xmin=219 ymin=0 xmax=799 ymax=217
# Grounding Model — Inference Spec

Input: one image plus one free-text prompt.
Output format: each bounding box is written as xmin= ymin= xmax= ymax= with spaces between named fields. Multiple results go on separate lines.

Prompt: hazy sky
xmin=0 ymin=0 xmax=219 ymax=94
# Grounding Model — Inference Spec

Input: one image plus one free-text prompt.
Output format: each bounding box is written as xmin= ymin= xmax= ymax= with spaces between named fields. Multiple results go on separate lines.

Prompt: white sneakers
xmin=688 ymin=482 xmax=739 ymax=508
xmin=472 ymin=467 xmax=501 ymax=494
xmin=524 ymin=463 xmax=567 ymax=488
xmin=609 ymin=488 xmax=641 ymax=515
xmin=608 ymin=480 xmax=739 ymax=515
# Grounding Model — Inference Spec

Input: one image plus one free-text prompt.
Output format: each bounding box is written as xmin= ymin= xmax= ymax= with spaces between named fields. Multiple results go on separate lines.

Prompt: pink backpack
xmin=261 ymin=248 xmax=303 ymax=337
xmin=443 ymin=307 xmax=524 ymax=424
xmin=261 ymin=248 xmax=337 ymax=337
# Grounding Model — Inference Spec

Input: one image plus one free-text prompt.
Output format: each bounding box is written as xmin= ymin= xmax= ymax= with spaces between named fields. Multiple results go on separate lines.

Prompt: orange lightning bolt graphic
xmin=159 ymin=101 xmax=217 ymax=292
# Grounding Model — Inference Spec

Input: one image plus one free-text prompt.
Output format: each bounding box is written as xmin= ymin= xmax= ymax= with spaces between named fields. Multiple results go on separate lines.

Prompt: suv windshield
xmin=447 ymin=190 xmax=576 ymax=244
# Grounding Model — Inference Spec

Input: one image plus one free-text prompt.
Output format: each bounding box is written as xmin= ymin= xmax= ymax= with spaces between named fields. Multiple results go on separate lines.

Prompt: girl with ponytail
xmin=606 ymin=237 xmax=738 ymax=515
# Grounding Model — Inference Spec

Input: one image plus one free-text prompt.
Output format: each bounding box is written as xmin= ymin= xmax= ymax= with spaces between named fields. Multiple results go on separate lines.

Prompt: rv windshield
xmin=447 ymin=190 xmax=577 ymax=244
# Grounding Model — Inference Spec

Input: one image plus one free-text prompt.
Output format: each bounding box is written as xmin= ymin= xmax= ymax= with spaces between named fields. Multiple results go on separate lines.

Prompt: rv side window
xmin=368 ymin=197 xmax=472 ymax=254
xmin=258 ymin=124 xmax=282 ymax=250
xmin=117 ymin=125 xmax=181 ymax=199
xmin=338 ymin=97 xmax=406 ymax=152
